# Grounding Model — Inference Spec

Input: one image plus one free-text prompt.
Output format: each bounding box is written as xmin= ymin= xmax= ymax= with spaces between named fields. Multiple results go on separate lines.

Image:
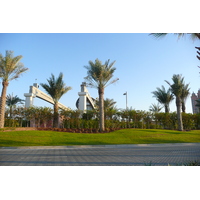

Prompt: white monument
xmin=24 ymin=83 xmax=69 ymax=110
xmin=77 ymin=82 xmax=95 ymax=112
xmin=24 ymin=82 xmax=95 ymax=112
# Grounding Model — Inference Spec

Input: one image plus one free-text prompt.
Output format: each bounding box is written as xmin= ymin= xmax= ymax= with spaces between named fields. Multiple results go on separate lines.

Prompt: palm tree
xmin=84 ymin=59 xmax=118 ymax=132
xmin=103 ymin=98 xmax=117 ymax=110
xmin=181 ymin=83 xmax=190 ymax=113
xmin=40 ymin=72 xmax=72 ymax=128
xmin=104 ymin=98 xmax=117 ymax=120
xmin=12 ymin=106 xmax=25 ymax=127
xmin=165 ymin=74 xmax=186 ymax=131
xmin=152 ymin=86 xmax=174 ymax=113
xmin=6 ymin=94 xmax=25 ymax=118
xmin=0 ymin=51 xmax=28 ymax=128
xmin=39 ymin=107 xmax=53 ymax=128
xmin=149 ymin=103 xmax=163 ymax=114
xmin=24 ymin=106 xmax=36 ymax=127
xmin=95 ymin=98 xmax=117 ymax=119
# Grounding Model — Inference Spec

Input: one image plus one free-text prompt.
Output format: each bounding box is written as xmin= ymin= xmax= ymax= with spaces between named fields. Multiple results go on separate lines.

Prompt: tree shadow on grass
xmin=0 ymin=140 xmax=116 ymax=147
xmin=0 ymin=140 xmax=49 ymax=147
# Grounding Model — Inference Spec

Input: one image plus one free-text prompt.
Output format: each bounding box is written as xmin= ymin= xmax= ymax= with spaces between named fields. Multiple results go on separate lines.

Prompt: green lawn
xmin=0 ymin=129 xmax=200 ymax=147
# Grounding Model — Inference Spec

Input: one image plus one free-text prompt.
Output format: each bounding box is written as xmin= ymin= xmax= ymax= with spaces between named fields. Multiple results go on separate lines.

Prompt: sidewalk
xmin=0 ymin=143 xmax=200 ymax=166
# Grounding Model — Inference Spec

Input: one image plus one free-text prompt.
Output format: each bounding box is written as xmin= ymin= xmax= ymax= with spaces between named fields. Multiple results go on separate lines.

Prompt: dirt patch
xmin=2 ymin=127 xmax=37 ymax=132
xmin=15 ymin=127 xmax=37 ymax=131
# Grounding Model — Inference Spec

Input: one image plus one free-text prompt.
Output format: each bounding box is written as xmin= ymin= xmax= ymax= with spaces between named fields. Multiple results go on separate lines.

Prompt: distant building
xmin=191 ymin=90 xmax=200 ymax=114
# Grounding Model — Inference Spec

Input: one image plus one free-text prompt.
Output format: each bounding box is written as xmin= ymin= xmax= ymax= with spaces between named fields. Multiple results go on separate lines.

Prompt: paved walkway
xmin=0 ymin=143 xmax=200 ymax=166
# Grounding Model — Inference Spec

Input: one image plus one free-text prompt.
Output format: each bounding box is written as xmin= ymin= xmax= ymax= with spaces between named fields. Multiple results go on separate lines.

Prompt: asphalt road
xmin=0 ymin=143 xmax=200 ymax=166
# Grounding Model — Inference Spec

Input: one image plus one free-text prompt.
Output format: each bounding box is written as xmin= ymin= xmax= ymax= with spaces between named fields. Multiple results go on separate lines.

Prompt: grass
xmin=0 ymin=129 xmax=200 ymax=147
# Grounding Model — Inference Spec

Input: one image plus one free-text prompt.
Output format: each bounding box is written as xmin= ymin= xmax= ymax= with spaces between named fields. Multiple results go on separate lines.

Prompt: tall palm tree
xmin=40 ymin=72 xmax=72 ymax=128
xmin=84 ymin=59 xmax=118 ymax=132
xmin=6 ymin=94 xmax=25 ymax=118
xmin=181 ymin=83 xmax=190 ymax=113
xmin=152 ymin=85 xmax=174 ymax=113
xmin=165 ymin=74 xmax=186 ymax=131
xmin=0 ymin=51 xmax=28 ymax=128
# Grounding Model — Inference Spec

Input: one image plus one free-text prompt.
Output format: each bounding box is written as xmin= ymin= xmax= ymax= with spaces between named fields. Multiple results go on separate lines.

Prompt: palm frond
xmin=150 ymin=33 xmax=200 ymax=41
xmin=165 ymin=74 xmax=189 ymax=98
xmin=149 ymin=33 xmax=168 ymax=39
xmin=40 ymin=72 xmax=72 ymax=103
xmin=0 ymin=50 xmax=28 ymax=82
xmin=149 ymin=103 xmax=163 ymax=113
xmin=84 ymin=58 xmax=118 ymax=89
xmin=6 ymin=94 xmax=24 ymax=106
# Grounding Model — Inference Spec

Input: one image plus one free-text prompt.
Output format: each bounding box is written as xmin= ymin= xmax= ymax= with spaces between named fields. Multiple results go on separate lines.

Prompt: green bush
xmin=4 ymin=119 xmax=19 ymax=127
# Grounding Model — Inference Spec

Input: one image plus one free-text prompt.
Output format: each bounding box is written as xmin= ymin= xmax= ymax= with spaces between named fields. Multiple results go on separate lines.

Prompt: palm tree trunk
xmin=176 ymin=97 xmax=183 ymax=131
xmin=182 ymin=101 xmax=186 ymax=113
xmin=9 ymin=106 xmax=13 ymax=118
xmin=0 ymin=81 xmax=9 ymax=128
xmin=53 ymin=102 xmax=59 ymax=128
xmin=98 ymin=87 xmax=105 ymax=132
xmin=165 ymin=105 xmax=170 ymax=113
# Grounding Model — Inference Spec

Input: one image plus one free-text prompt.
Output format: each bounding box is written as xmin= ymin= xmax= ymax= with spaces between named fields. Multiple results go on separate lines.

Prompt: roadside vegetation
xmin=3 ymin=105 xmax=200 ymax=131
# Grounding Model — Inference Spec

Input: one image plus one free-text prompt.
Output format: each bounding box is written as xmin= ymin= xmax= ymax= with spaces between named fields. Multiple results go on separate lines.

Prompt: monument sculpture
xmin=24 ymin=83 xmax=69 ymax=110
xmin=76 ymin=82 xmax=96 ymax=112
xmin=24 ymin=82 xmax=95 ymax=112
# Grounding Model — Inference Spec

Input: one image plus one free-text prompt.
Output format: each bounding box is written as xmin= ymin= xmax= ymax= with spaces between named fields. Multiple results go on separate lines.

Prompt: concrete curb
xmin=1 ymin=143 xmax=200 ymax=149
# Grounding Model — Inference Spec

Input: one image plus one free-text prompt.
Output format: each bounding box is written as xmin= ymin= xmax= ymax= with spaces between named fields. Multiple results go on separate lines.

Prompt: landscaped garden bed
xmin=37 ymin=127 xmax=121 ymax=133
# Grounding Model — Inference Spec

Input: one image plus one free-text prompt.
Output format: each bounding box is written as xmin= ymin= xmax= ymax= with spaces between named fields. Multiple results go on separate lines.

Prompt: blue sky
xmin=0 ymin=33 xmax=199 ymax=113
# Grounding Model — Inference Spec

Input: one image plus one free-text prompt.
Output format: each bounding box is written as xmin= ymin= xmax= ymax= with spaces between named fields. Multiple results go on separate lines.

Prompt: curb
xmin=1 ymin=143 xmax=200 ymax=149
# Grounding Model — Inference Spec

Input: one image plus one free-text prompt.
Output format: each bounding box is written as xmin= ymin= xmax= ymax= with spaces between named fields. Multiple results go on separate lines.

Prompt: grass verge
xmin=0 ymin=129 xmax=200 ymax=147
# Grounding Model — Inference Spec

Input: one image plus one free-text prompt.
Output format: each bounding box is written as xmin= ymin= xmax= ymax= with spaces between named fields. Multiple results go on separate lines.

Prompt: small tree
xmin=40 ymin=107 xmax=53 ymax=128
xmin=149 ymin=103 xmax=163 ymax=114
xmin=95 ymin=98 xmax=117 ymax=120
xmin=6 ymin=94 xmax=24 ymax=118
xmin=152 ymin=86 xmax=174 ymax=113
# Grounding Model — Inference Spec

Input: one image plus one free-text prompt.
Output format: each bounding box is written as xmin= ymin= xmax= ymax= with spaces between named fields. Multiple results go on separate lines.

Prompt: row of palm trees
xmin=0 ymin=55 xmax=195 ymax=132
xmin=0 ymin=51 xmax=118 ymax=132
xmin=37 ymin=59 xmax=118 ymax=131
xmin=1 ymin=33 xmax=199 ymax=131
